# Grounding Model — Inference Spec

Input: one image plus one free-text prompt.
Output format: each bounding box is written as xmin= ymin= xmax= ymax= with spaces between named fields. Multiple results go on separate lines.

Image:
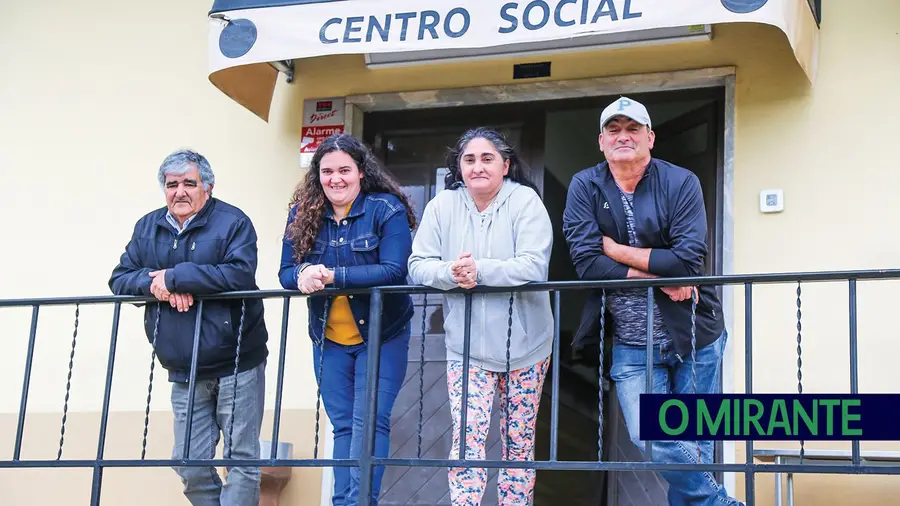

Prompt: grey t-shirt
xmin=605 ymin=188 xmax=670 ymax=347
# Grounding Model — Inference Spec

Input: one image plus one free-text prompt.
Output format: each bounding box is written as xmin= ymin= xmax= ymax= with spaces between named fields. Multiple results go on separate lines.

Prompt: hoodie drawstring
xmin=456 ymin=185 xmax=519 ymax=368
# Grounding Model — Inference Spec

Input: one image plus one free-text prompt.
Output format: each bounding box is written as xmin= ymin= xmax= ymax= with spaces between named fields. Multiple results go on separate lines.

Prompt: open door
xmin=358 ymin=91 xmax=725 ymax=506
xmin=651 ymin=100 xmax=722 ymax=276
xmin=364 ymin=106 xmax=546 ymax=505
xmin=603 ymin=98 xmax=724 ymax=506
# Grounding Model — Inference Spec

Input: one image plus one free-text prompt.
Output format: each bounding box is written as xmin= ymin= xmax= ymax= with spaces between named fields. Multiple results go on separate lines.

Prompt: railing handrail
xmin=1 ymin=265 xmax=896 ymax=506
xmin=1 ymin=267 xmax=899 ymax=307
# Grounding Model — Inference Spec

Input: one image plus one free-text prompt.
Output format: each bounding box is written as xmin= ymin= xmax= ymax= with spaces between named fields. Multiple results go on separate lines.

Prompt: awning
xmin=208 ymin=0 xmax=820 ymax=121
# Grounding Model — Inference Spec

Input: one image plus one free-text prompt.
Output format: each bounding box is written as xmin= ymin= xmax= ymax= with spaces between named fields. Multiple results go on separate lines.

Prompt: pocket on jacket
xmin=144 ymin=305 xmax=192 ymax=371
xmin=301 ymin=240 xmax=327 ymax=267
xmin=154 ymin=337 xmax=188 ymax=371
xmin=441 ymin=296 xmax=465 ymax=354
xmin=308 ymin=240 xmax=326 ymax=255
xmin=188 ymin=238 xmax=225 ymax=265
xmin=487 ymin=296 xmax=529 ymax=364
xmin=143 ymin=304 xmax=160 ymax=344
xmin=350 ymin=234 xmax=379 ymax=252
xmin=199 ymin=304 xmax=238 ymax=365
xmin=695 ymin=286 xmax=720 ymax=318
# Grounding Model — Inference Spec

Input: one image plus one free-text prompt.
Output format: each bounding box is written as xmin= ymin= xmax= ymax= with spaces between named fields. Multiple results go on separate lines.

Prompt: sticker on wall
xmin=299 ymin=98 xmax=345 ymax=168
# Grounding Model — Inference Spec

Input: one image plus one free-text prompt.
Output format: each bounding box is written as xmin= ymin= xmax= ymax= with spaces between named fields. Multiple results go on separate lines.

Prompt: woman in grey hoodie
xmin=408 ymin=127 xmax=554 ymax=506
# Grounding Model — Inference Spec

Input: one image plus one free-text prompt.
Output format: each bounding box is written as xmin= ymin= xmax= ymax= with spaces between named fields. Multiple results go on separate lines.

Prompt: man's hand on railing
xmin=451 ymin=252 xmax=477 ymax=289
xmin=169 ymin=293 xmax=194 ymax=312
xmin=661 ymin=286 xmax=694 ymax=302
xmin=149 ymin=270 xmax=172 ymax=302
xmin=149 ymin=271 xmax=195 ymax=311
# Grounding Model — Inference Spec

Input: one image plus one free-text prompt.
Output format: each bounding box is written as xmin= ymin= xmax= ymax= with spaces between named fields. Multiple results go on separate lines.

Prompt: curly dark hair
xmin=443 ymin=127 xmax=539 ymax=194
xmin=287 ymin=133 xmax=417 ymax=260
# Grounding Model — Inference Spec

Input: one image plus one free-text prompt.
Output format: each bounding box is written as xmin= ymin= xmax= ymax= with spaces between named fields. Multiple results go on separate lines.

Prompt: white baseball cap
xmin=599 ymin=96 xmax=652 ymax=131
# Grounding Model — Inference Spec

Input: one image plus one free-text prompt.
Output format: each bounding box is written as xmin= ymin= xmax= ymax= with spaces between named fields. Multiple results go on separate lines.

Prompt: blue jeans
xmin=171 ymin=362 xmax=266 ymax=506
xmin=314 ymin=324 xmax=411 ymax=506
xmin=610 ymin=331 xmax=743 ymax=506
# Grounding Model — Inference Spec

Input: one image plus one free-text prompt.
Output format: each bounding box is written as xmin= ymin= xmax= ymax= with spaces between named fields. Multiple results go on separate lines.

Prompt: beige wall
xmin=2 ymin=0 xmax=900 ymax=505
xmin=727 ymin=0 xmax=900 ymax=500
xmin=0 ymin=0 xmax=316 ymax=415
xmin=0 ymin=0 xmax=321 ymax=504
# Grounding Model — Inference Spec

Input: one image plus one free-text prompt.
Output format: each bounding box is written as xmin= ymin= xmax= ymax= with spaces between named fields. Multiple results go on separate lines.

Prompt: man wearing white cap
xmin=563 ymin=96 xmax=741 ymax=505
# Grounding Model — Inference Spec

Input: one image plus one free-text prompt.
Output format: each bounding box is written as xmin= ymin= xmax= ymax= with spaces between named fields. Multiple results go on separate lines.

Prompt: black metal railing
xmin=2 ymin=268 xmax=899 ymax=506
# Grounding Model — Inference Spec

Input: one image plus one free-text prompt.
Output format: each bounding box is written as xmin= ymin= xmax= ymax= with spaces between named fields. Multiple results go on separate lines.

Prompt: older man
xmin=109 ymin=149 xmax=268 ymax=506
xmin=563 ymin=97 xmax=742 ymax=505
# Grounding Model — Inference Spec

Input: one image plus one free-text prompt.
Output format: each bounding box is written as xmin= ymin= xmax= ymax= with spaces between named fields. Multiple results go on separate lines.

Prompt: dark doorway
xmin=361 ymin=87 xmax=726 ymax=506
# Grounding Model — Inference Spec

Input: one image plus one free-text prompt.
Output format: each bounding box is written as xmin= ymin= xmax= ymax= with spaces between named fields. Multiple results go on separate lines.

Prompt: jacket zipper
xmin=169 ymin=230 xmax=190 ymax=367
xmin=479 ymin=213 xmax=487 ymax=362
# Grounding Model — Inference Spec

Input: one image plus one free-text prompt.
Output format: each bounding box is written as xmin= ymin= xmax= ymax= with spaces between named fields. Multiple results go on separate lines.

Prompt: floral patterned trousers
xmin=446 ymin=356 xmax=550 ymax=506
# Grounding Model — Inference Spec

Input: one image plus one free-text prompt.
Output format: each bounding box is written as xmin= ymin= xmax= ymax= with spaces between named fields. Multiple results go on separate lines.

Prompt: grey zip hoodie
xmin=408 ymin=179 xmax=554 ymax=372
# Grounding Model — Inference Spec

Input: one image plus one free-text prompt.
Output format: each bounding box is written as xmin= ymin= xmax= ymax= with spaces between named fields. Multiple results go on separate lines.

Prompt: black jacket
xmin=562 ymin=159 xmax=723 ymax=360
xmin=109 ymin=198 xmax=268 ymax=382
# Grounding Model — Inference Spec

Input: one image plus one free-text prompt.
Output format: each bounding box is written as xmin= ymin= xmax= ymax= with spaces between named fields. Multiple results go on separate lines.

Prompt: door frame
xmin=363 ymin=108 xmax=547 ymax=196
xmin=339 ymin=65 xmax=739 ymax=496
xmin=651 ymin=99 xmax=722 ymax=279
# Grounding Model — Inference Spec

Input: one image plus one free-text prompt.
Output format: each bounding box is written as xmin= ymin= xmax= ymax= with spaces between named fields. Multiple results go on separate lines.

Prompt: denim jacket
xmin=278 ymin=191 xmax=414 ymax=345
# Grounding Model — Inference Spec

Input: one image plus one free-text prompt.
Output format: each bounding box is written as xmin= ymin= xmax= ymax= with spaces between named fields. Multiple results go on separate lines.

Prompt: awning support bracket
xmin=270 ymin=60 xmax=294 ymax=83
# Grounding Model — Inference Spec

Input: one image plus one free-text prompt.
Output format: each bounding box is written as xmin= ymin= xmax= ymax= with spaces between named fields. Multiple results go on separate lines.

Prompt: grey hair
xmin=157 ymin=149 xmax=215 ymax=192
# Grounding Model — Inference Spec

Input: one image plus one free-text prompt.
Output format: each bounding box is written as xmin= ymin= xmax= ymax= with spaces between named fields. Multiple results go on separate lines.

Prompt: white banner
xmin=209 ymin=0 xmax=818 ymax=81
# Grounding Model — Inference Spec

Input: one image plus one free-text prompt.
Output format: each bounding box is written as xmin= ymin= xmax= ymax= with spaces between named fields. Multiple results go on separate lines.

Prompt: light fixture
xmin=364 ymin=25 xmax=712 ymax=69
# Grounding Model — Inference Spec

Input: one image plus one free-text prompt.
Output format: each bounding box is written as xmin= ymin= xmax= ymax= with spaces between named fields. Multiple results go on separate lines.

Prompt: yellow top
xmin=325 ymin=202 xmax=363 ymax=346
xmin=325 ymin=295 xmax=363 ymax=345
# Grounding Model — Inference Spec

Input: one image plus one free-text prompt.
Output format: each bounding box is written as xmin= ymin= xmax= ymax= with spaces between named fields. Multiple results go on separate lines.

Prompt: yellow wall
xmin=2 ymin=0 xmax=899 ymax=504
xmin=0 ymin=1 xmax=319 ymax=413
xmin=0 ymin=0 xmax=321 ymax=504
xmin=269 ymin=0 xmax=900 ymax=503
xmin=727 ymin=0 xmax=900 ymax=501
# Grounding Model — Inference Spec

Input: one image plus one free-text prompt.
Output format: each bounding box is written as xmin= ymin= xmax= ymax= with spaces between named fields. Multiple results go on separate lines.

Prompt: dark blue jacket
xmin=563 ymin=159 xmax=724 ymax=360
xmin=109 ymin=198 xmax=268 ymax=382
xmin=278 ymin=191 xmax=414 ymax=345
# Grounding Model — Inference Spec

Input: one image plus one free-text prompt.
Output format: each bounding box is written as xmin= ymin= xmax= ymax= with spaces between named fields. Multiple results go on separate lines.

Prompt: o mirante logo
xmin=640 ymin=394 xmax=900 ymax=441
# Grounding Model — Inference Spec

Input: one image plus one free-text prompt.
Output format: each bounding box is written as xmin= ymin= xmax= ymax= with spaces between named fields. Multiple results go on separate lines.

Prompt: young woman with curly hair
xmin=278 ymin=132 xmax=416 ymax=506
